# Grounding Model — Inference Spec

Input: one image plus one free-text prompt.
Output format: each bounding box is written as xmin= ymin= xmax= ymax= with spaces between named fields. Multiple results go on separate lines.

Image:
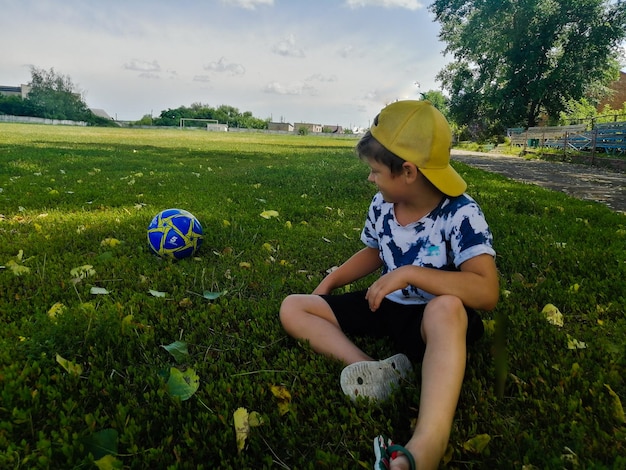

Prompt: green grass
xmin=1 ymin=123 xmax=625 ymax=469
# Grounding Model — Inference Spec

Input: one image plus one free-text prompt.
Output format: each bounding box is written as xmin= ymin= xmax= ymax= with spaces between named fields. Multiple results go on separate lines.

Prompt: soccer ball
xmin=147 ymin=208 xmax=203 ymax=259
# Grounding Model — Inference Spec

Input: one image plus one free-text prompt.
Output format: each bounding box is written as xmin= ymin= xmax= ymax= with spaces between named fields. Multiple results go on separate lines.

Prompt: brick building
xmin=598 ymin=71 xmax=626 ymax=111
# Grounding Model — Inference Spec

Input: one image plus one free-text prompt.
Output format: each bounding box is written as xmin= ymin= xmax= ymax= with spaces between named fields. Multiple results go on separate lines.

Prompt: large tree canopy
xmin=430 ymin=0 xmax=626 ymax=134
xmin=26 ymin=66 xmax=92 ymax=121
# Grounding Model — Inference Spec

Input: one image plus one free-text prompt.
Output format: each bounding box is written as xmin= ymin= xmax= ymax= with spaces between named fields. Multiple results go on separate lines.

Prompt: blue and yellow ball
xmin=147 ymin=208 xmax=203 ymax=259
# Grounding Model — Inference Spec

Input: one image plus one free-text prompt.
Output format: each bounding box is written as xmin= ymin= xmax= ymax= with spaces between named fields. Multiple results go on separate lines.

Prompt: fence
xmin=0 ymin=114 xmax=87 ymax=126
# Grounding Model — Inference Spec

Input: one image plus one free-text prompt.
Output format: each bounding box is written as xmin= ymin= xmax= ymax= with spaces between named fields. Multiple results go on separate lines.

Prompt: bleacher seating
xmin=593 ymin=121 xmax=626 ymax=154
xmin=509 ymin=125 xmax=587 ymax=147
xmin=510 ymin=122 xmax=626 ymax=155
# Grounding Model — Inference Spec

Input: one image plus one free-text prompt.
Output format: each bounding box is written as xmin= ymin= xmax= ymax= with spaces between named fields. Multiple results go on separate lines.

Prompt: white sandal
xmin=340 ymin=353 xmax=413 ymax=401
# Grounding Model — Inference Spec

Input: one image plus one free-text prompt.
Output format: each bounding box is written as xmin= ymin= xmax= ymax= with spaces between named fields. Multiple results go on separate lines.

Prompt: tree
xmin=152 ymin=103 xmax=268 ymax=129
xmin=0 ymin=94 xmax=37 ymax=116
xmin=26 ymin=66 xmax=91 ymax=121
xmin=430 ymin=0 xmax=626 ymax=134
xmin=421 ymin=90 xmax=450 ymax=119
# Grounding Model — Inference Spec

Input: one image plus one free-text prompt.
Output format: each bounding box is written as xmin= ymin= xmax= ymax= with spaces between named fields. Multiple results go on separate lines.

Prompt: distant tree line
xmin=137 ymin=103 xmax=269 ymax=129
xmin=0 ymin=67 xmax=116 ymax=126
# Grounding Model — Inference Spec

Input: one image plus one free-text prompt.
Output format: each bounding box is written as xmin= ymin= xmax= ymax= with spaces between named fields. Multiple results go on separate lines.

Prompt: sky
xmin=0 ymin=0 xmax=451 ymax=129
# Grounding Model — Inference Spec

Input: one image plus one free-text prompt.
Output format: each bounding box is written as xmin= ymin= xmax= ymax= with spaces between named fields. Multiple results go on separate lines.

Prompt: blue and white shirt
xmin=361 ymin=192 xmax=496 ymax=305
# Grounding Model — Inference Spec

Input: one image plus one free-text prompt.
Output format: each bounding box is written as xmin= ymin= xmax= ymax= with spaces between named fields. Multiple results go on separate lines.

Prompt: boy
xmin=279 ymin=100 xmax=499 ymax=470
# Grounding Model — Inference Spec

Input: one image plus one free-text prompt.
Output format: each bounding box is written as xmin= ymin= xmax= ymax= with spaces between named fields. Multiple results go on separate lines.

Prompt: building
xmin=90 ymin=108 xmax=113 ymax=120
xmin=0 ymin=84 xmax=31 ymax=98
xmin=294 ymin=122 xmax=322 ymax=133
xmin=597 ymin=71 xmax=626 ymax=111
xmin=267 ymin=122 xmax=294 ymax=132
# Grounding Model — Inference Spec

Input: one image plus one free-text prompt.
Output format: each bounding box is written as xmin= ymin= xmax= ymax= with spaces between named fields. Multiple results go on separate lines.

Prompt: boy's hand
xmin=365 ymin=268 xmax=409 ymax=311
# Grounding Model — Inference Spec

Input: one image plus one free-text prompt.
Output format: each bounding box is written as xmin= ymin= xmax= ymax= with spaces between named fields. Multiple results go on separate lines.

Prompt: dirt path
xmin=451 ymin=149 xmax=626 ymax=214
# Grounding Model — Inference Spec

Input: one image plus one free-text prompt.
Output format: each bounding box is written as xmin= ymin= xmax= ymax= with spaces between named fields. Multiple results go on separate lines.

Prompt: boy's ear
xmin=402 ymin=162 xmax=420 ymax=181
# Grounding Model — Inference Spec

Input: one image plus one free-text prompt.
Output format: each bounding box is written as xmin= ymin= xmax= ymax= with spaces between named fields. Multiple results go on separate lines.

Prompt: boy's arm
xmin=365 ymin=253 xmax=499 ymax=312
xmin=313 ymin=246 xmax=382 ymax=295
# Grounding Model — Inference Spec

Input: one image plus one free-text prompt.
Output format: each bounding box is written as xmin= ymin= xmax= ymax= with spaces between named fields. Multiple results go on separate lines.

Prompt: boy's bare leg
xmin=389 ymin=295 xmax=468 ymax=470
xmin=281 ymin=293 xmax=468 ymax=470
xmin=279 ymin=294 xmax=372 ymax=364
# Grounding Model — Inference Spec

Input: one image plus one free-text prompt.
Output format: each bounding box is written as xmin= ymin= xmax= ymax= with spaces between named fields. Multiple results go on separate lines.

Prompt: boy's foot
xmin=373 ymin=435 xmax=416 ymax=470
xmin=340 ymin=353 xmax=412 ymax=401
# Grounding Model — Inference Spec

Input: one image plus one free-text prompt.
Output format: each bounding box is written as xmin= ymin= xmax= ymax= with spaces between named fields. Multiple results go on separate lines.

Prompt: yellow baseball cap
xmin=370 ymin=100 xmax=467 ymax=197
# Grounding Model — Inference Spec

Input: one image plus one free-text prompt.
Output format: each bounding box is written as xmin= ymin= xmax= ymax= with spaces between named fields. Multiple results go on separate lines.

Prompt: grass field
xmin=1 ymin=123 xmax=625 ymax=469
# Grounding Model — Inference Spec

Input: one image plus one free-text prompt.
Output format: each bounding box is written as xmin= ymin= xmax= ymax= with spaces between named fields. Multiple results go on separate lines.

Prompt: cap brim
xmin=419 ymin=165 xmax=467 ymax=197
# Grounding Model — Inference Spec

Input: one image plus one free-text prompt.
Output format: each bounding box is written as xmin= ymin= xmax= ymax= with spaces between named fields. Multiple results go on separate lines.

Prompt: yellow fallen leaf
xmin=248 ymin=411 xmax=264 ymax=427
xmin=56 ymin=354 xmax=83 ymax=376
xmin=100 ymin=238 xmax=121 ymax=247
xmin=48 ymin=302 xmax=66 ymax=320
xmin=70 ymin=265 xmax=95 ymax=279
xmin=604 ymin=384 xmax=626 ymax=424
xmin=233 ymin=407 xmax=250 ymax=454
xmin=566 ymin=334 xmax=587 ymax=350
xmin=270 ymin=385 xmax=292 ymax=416
xmin=94 ymin=454 xmax=121 ymax=470
xmin=239 ymin=262 xmax=251 ymax=269
xmin=260 ymin=210 xmax=279 ymax=219
xmin=542 ymin=304 xmax=563 ymax=327
xmin=7 ymin=260 xmax=30 ymax=276
xmin=463 ymin=433 xmax=491 ymax=453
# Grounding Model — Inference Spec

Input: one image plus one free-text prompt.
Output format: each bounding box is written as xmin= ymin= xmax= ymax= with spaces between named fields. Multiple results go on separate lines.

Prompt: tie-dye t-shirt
xmin=361 ymin=192 xmax=495 ymax=305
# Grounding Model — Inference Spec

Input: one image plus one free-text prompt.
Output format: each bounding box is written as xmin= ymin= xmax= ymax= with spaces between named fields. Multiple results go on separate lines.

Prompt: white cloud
xmin=123 ymin=59 xmax=161 ymax=73
xmin=344 ymin=0 xmax=423 ymax=10
xmin=338 ymin=45 xmax=355 ymax=59
xmin=193 ymin=75 xmax=211 ymax=83
xmin=272 ymin=34 xmax=305 ymax=58
xmin=138 ymin=72 xmax=160 ymax=80
xmin=263 ymin=81 xmax=316 ymax=96
xmin=204 ymin=57 xmax=246 ymax=75
xmin=220 ymin=0 xmax=274 ymax=10
xmin=306 ymin=74 xmax=338 ymax=83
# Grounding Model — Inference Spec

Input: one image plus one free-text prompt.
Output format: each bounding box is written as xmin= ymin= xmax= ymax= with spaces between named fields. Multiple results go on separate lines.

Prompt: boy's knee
xmin=422 ymin=295 xmax=468 ymax=336
xmin=279 ymin=295 xmax=297 ymax=325
xmin=279 ymin=294 xmax=311 ymax=329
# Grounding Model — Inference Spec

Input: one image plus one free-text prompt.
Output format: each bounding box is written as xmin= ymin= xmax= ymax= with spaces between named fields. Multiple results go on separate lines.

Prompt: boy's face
xmin=366 ymin=159 xmax=403 ymax=202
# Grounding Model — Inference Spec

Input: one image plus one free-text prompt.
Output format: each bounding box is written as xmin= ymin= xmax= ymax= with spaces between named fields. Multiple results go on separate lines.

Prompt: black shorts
xmin=319 ymin=290 xmax=483 ymax=361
